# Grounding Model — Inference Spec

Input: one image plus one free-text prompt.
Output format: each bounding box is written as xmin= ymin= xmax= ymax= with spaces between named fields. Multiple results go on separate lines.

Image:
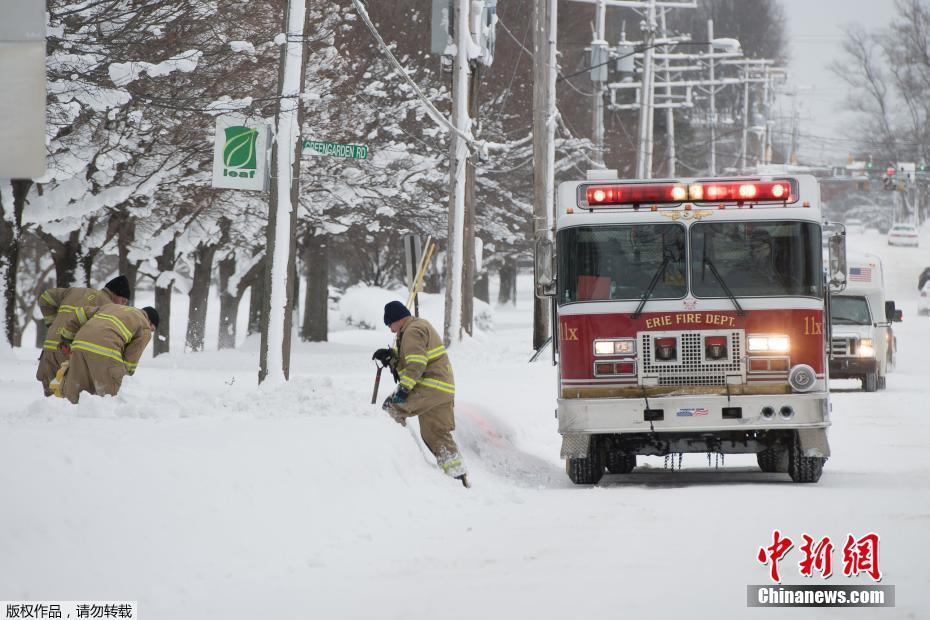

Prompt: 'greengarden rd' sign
xmin=303 ymin=140 xmax=368 ymax=159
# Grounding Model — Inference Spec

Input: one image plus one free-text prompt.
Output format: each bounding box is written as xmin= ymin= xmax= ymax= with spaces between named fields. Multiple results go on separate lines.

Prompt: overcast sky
xmin=778 ymin=0 xmax=898 ymax=164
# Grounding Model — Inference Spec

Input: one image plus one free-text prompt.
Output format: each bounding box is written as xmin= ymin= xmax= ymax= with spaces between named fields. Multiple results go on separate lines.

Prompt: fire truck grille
xmin=639 ymin=331 xmax=744 ymax=386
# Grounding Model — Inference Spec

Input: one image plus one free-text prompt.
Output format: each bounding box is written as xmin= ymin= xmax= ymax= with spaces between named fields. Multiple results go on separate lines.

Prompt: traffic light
xmin=883 ymin=166 xmax=895 ymax=190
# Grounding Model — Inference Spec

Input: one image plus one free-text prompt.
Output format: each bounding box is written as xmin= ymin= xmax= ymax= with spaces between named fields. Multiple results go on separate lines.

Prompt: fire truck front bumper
xmin=557 ymin=392 xmax=830 ymax=436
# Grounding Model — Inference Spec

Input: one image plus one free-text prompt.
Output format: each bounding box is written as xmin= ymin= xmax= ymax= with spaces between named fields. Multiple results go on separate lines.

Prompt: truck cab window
xmin=690 ymin=221 xmax=822 ymax=298
xmin=557 ymin=224 xmax=687 ymax=303
xmin=830 ymin=296 xmax=872 ymax=325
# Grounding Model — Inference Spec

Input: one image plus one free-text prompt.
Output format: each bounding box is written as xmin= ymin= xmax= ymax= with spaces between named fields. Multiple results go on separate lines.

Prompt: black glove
xmin=391 ymin=388 xmax=409 ymax=404
xmin=372 ymin=348 xmax=394 ymax=365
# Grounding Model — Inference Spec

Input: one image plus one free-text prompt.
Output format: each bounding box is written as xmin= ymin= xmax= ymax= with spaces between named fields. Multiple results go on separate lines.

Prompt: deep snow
xmin=2 ymin=227 xmax=930 ymax=619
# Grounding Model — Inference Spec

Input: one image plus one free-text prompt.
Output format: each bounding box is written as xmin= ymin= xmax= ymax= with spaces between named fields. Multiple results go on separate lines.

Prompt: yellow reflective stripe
xmin=58 ymin=328 xmax=75 ymax=340
xmin=418 ymin=377 xmax=455 ymax=394
xmin=72 ymin=339 xmax=128 ymax=367
xmin=95 ymin=312 xmax=133 ymax=343
xmin=405 ymin=354 xmax=428 ymax=365
xmin=399 ymin=374 xmax=416 ymax=389
xmin=426 ymin=345 xmax=447 ymax=360
xmin=41 ymin=291 xmax=55 ymax=306
xmin=58 ymin=305 xmax=76 ymax=314
xmin=43 ymin=339 xmax=60 ymax=351
xmin=441 ymin=458 xmax=463 ymax=473
xmin=75 ymin=307 xmax=87 ymax=325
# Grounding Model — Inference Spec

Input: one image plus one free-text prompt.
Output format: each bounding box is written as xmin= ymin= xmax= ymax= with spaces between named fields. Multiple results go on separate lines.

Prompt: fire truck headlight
xmin=788 ymin=364 xmax=817 ymax=393
xmin=594 ymin=338 xmax=635 ymax=356
xmin=858 ymin=338 xmax=875 ymax=358
xmin=748 ymin=335 xmax=790 ymax=353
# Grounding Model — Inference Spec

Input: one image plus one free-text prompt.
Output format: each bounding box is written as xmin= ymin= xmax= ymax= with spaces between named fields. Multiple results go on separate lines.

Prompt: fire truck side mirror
xmin=828 ymin=230 xmax=847 ymax=292
xmin=535 ymin=236 xmax=556 ymax=297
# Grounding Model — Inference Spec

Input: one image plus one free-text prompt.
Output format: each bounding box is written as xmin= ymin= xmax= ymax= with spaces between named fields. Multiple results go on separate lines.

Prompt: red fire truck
xmin=535 ymin=172 xmax=847 ymax=485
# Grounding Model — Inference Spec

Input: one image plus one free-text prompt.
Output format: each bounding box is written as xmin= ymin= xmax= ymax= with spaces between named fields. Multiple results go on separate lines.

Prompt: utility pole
xmin=461 ymin=61 xmax=480 ymax=337
xmin=532 ymin=0 xmax=556 ymax=350
xmin=739 ymin=62 xmax=749 ymax=173
xmin=660 ymin=9 xmax=675 ymax=176
xmin=707 ymin=19 xmax=716 ymax=176
xmin=443 ymin=0 xmax=471 ymax=346
xmin=259 ymin=0 xmax=308 ymax=384
xmin=591 ymin=0 xmax=607 ymax=167
xmin=635 ymin=0 xmax=657 ymax=179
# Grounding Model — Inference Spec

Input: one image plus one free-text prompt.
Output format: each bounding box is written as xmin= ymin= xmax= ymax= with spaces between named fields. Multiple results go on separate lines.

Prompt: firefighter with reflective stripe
xmin=35 ymin=275 xmax=132 ymax=396
xmin=373 ymin=301 xmax=469 ymax=487
xmin=56 ymin=304 xmax=158 ymax=403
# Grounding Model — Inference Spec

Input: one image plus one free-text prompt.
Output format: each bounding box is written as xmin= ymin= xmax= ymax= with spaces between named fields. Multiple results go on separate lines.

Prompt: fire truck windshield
xmin=557 ymin=224 xmax=687 ymax=303
xmin=690 ymin=221 xmax=823 ymax=298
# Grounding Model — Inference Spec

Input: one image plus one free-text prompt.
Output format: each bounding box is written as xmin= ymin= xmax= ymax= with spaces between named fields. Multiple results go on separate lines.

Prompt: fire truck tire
xmin=757 ymin=447 xmax=788 ymax=473
xmin=877 ymin=375 xmax=886 ymax=390
xmin=566 ymin=453 xmax=605 ymax=485
xmin=788 ymin=432 xmax=825 ymax=483
xmin=605 ymin=451 xmax=637 ymax=474
xmin=863 ymin=371 xmax=878 ymax=392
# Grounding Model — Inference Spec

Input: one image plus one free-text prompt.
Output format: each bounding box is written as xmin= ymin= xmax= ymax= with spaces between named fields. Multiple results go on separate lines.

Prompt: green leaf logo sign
xmin=223 ymin=126 xmax=258 ymax=171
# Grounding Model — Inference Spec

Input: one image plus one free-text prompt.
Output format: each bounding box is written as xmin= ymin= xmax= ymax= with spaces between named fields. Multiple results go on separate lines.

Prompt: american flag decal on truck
xmin=849 ymin=266 xmax=872 ymax=282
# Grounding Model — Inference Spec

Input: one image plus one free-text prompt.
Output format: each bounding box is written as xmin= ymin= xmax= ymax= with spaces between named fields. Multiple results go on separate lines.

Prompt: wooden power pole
xmin=532 ymin=0 xmax=556 ymax=350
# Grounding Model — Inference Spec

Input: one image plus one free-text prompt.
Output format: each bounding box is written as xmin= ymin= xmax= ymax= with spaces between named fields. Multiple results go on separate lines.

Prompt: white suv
xmin=888 ymin=224 xmax=920 ymax=247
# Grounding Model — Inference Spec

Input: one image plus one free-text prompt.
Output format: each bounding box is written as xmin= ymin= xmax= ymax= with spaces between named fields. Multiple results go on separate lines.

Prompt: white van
xmin=829 ymin=253 xmax=901 ymax=391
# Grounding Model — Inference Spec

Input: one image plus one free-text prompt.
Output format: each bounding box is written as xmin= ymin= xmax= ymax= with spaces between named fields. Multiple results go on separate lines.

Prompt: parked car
xmin=919 ymin=266 xmax=930 ymax=290
xmin=919 ymin=281 xmax=930 ymax=316
xmin=845 ymin=218 xmax=865 ymax=234
xmin=888 ymin=224 xmax=920 ymax=247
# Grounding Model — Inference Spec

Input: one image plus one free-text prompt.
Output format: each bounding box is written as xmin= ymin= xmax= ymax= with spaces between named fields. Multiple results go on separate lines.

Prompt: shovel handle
xmin=371 ymin=364 xmax=384 ymax=405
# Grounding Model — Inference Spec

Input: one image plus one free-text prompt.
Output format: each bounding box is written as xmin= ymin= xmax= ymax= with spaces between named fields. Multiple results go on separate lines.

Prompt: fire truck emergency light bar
xmin=581 ymin=179 xmax=797 ymax=208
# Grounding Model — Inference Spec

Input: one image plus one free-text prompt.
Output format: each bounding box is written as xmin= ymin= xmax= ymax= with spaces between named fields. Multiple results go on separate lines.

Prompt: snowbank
xmin=337 ymin=284 xmax=493 ymax=331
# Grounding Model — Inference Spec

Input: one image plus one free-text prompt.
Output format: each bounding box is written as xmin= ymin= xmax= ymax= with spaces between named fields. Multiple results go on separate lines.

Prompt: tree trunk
xmin=248 ymin=271 xmax=263 ymax=335
xmin=32 ymin=317 xmax=46 ymax=348
xmin=185 ymin=242 xmax=218 ymax=352
xmin=217 ymin=253 xmax=238 ymax=350
xmin=116 ymin=216 xmax=140 ymax=293
xmin=1 ymin=180 xmax=30 ymax=346
xmin=154 ymin=238 xmax=176 ymax=357
xmin=37 ymin=229 xmax=81 ymax=288
xmin=475 ymin=270 xmax=489 ymax=303
xmin=301 ymin=233 xmax=328 ymax=342
xmin=498 ymin=261 xmax=516 ymax=305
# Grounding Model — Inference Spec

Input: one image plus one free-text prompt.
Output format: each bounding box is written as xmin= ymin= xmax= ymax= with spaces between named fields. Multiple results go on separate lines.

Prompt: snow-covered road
xmin=2 ymin=228 xmax=929 ymax=619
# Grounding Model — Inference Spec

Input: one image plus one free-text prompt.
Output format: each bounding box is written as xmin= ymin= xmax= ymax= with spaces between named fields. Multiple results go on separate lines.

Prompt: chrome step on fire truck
xmin=535 ymin=172 xmax=847 ymax=485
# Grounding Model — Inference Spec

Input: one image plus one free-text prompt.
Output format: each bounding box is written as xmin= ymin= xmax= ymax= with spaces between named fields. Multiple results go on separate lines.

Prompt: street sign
xmin=302 ymin=140 xmax=368 ymax=160
xmin=211 ymin=115 xmax=271 ymax=191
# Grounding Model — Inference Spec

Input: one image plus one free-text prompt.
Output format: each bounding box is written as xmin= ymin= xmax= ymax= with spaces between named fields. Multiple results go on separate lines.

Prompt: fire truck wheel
xmin=787 ymin=432 xmax=825 ymax=483
xmin=863 ymin=371 xmax=878 ymax=392
xmin=605 ymin=451 xmax=636 ymax=474
xmin=566 ymin=452 xmax=605 ymax=485
xmin=877 ymin=375 xmax=887 ymax=390
xmin=756 ymin=447 xmax=788 ymax=473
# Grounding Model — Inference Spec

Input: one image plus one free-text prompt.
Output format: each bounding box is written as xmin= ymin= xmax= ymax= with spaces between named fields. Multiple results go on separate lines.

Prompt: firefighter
xmin=373 ymin=301 xmax=469 ymax=488
xmin=56 ymin=304 xmax=159 ymax=404
xmin=35 ymin=275 xmax=132 ymax=396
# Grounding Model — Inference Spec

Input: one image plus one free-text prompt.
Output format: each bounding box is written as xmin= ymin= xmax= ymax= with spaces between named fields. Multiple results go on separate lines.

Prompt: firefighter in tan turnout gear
xmin=56 ymin=303 xmax=159 ymax=403
xmin=374 ymin=301 xmax=469 ymax=487
xmin=35 ymin=275 xmax=132 ymax=396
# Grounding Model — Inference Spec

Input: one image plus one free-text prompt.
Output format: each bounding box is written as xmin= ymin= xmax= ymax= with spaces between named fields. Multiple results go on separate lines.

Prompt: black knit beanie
xmin=383 ymin=301 xmax=411 ymax=325
xmin=105 ymin=275 xmax=131 ymax=300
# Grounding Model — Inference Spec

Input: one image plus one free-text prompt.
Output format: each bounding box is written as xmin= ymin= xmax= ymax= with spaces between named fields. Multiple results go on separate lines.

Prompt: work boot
xmin=455 ymin=474 xmax=471 ymax=488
